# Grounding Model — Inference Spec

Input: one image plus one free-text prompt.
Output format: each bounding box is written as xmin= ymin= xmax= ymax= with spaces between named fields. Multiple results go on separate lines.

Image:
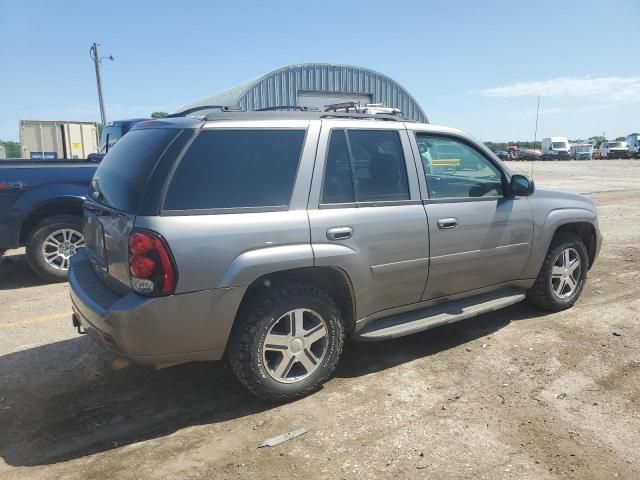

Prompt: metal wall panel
xmin=184 ymin=64 xmax=428 ymax=123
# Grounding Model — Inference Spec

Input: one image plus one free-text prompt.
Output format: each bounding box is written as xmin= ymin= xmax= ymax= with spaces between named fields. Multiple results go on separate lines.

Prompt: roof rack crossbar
xmin=256 ymin=105 xmax=319 ymax=112
xmin=167 ymin=105 xmax=245 ymax=118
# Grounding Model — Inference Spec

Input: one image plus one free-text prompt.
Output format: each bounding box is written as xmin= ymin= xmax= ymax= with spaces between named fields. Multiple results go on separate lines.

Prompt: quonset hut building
xmin=179 ymin=63 xmax=428 ymax=122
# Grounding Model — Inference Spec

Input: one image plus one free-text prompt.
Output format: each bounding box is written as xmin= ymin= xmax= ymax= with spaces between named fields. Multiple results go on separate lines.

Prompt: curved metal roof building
xmin=180 ymin=63 xmax=428 ymax=123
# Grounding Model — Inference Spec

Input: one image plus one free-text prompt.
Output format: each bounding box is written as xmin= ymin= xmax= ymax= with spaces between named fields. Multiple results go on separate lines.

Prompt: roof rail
xmin=320 ymin=112 xmax=405 ymax=121
xmin=256 ymin=105 xmax=319 ymax=112
xmin=200 ymin=110 xmax=407 ymax=122
xmin=167 ymin=105 xmax=244 ymax=118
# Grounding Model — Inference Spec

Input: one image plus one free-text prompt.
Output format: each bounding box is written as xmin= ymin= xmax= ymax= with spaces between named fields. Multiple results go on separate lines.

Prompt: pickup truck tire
xmin=25 ymin=214 xmax=84 ymax=282
xmin=526 ymin=232 xmax=588 ymax=311
xmin=228 ymin=283 xmax=345 ymax=402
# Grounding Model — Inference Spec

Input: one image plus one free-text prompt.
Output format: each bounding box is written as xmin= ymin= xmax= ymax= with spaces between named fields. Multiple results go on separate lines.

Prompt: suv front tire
xmin=527 ymin=232 xmax=588 ymax=311
xmin=229 ymin=283 xmax=345 ymax=402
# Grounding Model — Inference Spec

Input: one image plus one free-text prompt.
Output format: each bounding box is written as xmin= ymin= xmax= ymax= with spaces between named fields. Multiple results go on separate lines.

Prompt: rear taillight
xmin=128 ymin=230 xmax=177 ymax=295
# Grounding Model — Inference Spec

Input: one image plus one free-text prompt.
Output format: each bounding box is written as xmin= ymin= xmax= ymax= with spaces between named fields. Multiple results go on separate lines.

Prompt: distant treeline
xmin=0 ymin=140 xmax=20 ymax=158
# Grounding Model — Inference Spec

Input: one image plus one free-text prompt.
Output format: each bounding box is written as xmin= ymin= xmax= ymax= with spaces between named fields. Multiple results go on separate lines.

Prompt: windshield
xmin=99 ymin=126 xmax=124 ymax=154
xmin=574 ymin=145 xmax=592 ymax=152
xmin=608 ymin=142 xmax=625 ymax=148
xmin=552 ymin=142 xmax=568 ymax=149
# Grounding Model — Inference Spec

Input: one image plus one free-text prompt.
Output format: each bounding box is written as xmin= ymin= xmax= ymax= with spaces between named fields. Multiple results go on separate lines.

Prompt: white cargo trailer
xmin=20 ymin=120 xmax=99 ymax=160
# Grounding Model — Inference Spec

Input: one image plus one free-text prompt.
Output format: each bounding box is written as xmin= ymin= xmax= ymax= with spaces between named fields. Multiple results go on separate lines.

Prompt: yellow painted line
xmin=0 ymin=311 xmax=71 ymax=328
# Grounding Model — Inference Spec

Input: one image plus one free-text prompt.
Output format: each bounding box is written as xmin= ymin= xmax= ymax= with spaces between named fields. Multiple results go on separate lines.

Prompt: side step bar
xmin=355 ymin=289 xmax=526 ymax=341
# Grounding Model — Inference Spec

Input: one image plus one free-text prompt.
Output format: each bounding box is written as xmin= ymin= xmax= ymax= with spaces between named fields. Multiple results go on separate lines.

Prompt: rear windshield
xmin=99 ymin=125 xmax=123 ymax=154
xmin=90 ymin=128 xmax=179 ymax=212
xmin=163 ymin=129 xmax=305 ymax=211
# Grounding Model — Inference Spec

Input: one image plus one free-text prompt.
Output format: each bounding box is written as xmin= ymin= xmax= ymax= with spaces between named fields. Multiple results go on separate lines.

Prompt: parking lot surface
xmin=1 ymin=160 xmax=639 ymax=479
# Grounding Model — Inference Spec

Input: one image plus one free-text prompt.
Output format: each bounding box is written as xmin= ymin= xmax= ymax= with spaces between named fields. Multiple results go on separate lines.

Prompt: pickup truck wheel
xmin=526 ymin=232 xmax=588 ymax=311
xmin=26 ymin=215 xmax=84 ymax=282
xmin=228 ymin=283 xmax=345 ymax=402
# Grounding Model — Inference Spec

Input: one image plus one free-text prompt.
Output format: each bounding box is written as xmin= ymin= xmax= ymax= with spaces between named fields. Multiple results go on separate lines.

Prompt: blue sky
xmin=1 ymin=0 xmax=638 ymax=142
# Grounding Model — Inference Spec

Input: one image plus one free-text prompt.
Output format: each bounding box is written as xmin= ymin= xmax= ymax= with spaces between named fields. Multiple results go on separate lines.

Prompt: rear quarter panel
xmin=0 ymin=163 xmax=95 ymax=248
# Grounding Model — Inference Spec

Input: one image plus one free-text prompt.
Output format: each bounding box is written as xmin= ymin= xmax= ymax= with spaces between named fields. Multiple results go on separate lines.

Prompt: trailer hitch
xmin=72 ymin=314 xmax=86 ymax=335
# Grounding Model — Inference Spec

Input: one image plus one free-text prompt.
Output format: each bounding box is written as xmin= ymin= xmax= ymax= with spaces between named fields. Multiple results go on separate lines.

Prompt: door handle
xmin=437 ymin=217 xmax=458 ymax=230
xmin=326 ymin=226 xmax=354 ymax=241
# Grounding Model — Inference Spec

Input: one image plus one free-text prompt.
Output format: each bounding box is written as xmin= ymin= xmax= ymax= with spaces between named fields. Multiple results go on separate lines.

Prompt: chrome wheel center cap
xmin=289 ymin=337 xmax=304 ymax=355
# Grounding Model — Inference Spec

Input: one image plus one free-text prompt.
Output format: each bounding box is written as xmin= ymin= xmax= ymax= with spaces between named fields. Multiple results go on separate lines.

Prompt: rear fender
xmin=219 ymin=244 xmax=314 ymax=288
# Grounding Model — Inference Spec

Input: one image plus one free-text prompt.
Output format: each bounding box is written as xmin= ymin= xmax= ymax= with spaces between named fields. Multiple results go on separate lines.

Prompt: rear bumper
xmin=69 ymin=250 xmax=244 ymax=366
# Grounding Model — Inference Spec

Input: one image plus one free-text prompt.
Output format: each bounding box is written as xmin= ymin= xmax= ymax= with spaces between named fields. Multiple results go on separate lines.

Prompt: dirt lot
xmin=1 ymin=160 xmax=638 ymax=479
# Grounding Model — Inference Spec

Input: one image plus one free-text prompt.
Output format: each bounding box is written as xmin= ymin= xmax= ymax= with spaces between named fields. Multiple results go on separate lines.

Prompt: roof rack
xmin=201 ymin=110 xmax=407 ymax=122
xmin=167 ymin=105 xmax=244 ymax=118
xmin=256 ymin=106 xmax=319 ymax=112
xmin=324 ymin=102 xmax=360 ymax=113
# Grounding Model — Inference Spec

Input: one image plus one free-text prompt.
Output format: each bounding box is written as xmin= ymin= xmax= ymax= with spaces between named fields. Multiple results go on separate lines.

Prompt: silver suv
xmin=69 ymin=111 xmax=602 ymax=401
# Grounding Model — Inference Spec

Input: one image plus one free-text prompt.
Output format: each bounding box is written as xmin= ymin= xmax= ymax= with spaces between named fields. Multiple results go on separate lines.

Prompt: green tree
xmin=0 ymin=140 xmax=21 ymax=158
xmin=151 ymin=111 xmax=169 ymax=119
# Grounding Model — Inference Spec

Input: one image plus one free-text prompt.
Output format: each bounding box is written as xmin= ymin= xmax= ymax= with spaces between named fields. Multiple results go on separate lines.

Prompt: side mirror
xmin=509 ymin=174 xmax=534 ymax=196
xmin=88 ymin=153 xmax=105 ymax=163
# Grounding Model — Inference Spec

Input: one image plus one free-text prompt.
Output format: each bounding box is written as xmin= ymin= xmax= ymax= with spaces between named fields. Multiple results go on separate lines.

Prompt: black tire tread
xmin=526 ymin=232 xmax=588 ymax=311
xmin=228 ymin=283 xmax=345 ymax=402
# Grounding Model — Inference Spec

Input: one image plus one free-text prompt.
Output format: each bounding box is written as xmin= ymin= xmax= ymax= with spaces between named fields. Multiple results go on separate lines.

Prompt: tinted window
xmin=164 ymin=129 xmax=305 ymax=211
xmin=321 ymin=129 xmax=409 ymax=204
xmin=416 ymin=134 xmax=503 ymax=199
xmin=322 ymin=130 xmax=354 ymax=203
xmin=91 ymin=128 xmax=180 ymax=212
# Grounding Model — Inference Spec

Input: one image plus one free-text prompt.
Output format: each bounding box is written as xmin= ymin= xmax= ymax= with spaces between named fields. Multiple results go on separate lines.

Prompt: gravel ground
xmin=0 ymin=160 xmax=638 ymax=479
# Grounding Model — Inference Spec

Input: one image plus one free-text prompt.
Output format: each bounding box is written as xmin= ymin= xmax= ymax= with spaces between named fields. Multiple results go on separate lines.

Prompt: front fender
xmin=521 ymin=207 xmax=598 ymax=279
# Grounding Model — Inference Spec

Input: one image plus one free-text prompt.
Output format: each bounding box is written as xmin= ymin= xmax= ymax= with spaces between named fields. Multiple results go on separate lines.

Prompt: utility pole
xmin=89 ymin=42 xmax=113 ymax=126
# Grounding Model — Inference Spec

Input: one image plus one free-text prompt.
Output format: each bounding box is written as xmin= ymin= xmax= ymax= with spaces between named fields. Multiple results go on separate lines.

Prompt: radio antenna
xmin=532 ymin=93 xmax=540 ymax=178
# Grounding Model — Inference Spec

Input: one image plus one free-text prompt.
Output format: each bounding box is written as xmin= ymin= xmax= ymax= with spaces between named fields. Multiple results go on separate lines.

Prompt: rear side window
xmin=164 ymin=129 xmax=305 ymax=211
xmin=91 ymin=128 xmax=180 ymax=212
xmin=322 ymin=129 xmax=409 ymax=204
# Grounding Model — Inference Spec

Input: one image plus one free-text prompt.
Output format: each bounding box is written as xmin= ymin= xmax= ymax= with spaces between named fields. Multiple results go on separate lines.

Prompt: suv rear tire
xmin=526 ymin=232 xmax=588 ymax=311
xmin=228 ymin=283 xmax=345 ymax=402
xmin=26 ymin=215 xmax=84 ymax=282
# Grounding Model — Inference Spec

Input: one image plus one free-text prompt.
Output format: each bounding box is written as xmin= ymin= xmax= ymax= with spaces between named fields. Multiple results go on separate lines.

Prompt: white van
xmin=626 ymin=133 xmax=640 ymax=158
xmin=599 ymin=141 xmax=629 ymax=159
xmin=541 ymin=137 xmax=570 ymax=160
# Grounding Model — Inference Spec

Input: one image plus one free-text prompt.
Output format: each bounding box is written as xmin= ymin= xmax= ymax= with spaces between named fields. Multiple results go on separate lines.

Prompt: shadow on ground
xmin=0 ymin=252 xmax=51 ymax=290
xmin=0 ymin=302 xmax=547 ymax=467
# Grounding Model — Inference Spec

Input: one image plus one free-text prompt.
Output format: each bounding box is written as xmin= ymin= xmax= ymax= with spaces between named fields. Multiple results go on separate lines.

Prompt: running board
xmin=355 ymin=289 xmax=526 ymax=341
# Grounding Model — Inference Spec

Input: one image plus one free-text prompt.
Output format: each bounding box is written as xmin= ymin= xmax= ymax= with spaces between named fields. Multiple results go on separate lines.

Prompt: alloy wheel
xmin=42 ymin=228 xmax=85 ymax=271
xmin=550 ymin=247 xmax=581 ymax=299
xmin=262 ymin=308 xmax=328 ymax=384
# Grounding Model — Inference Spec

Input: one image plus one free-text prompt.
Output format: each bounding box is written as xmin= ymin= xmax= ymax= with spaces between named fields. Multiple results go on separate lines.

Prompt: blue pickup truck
xmin=0 ymin=118 xmax=148 ymax=281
